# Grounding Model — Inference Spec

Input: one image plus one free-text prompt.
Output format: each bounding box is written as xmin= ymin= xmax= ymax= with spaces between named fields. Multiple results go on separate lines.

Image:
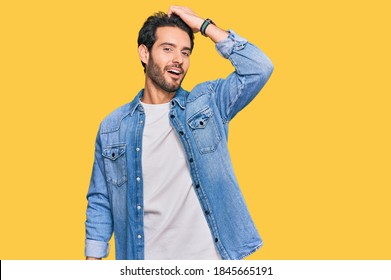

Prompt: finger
xmin=167 ymin=6 xmax=173 ymax=17
xmin=168 ymin=6 xmax=190 ymax=17
xmin=168 ymin=6 xmax=179 ymax=17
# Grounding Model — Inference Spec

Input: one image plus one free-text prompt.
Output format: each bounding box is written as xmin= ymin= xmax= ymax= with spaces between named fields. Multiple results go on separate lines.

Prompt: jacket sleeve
xmin=211 ymin=30 xmax=274 ymax=122
xmin=85 ymin=126 xmax=113 ymax=258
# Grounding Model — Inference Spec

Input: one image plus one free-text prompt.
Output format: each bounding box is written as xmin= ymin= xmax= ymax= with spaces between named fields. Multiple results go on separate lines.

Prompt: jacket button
xmin=112 ymin=153 xmax=115 ymax=157
xmin=205 ymin=210 xmax=210 ymax=215
xmin=179 ymin=131 xmax=184 ymax=135
xmin=189 ymin=158 xmax=194 ymax=163
xmin=137 ymin=235 xmax=142 ymax=239
xmin=136 ymin=177 xmax=140 ymax=181
xmin=170 ymin=115 xmax=175 ymax=119
xmin=215 ymin=238 xmax=218 ymax=243
xmin=195 ymin=184 xmax=200 ymax=189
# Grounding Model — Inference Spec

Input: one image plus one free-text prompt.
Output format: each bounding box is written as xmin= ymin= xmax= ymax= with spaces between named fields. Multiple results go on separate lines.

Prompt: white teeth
xmin=168 ymin=69 xmax=180 ymax=74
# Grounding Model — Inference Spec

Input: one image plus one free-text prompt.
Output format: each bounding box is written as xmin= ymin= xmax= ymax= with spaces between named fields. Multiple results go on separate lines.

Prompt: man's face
xmin=145 ymin=26 xmax=191 ymax=93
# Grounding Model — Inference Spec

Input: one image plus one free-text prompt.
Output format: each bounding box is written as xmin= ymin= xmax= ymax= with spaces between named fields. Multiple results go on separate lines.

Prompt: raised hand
xmin=167 ymin=6 xmax=204 ymax=33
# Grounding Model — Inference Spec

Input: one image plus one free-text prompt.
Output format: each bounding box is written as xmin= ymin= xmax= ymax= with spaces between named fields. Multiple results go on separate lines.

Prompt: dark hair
xmin=137 ymin=12 xmax=194 ymax=71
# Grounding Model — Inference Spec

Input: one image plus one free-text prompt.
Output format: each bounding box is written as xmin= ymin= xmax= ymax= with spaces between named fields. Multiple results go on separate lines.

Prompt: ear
xmin=138 ymin=44 xmax=149 ymax=65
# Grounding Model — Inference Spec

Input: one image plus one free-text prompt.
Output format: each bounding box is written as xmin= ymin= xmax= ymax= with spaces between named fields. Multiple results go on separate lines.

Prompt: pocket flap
xmin=102 ymin=144 xmax=126 ymax=160
xmin=188 ymin=107 xmax=213 ymax=129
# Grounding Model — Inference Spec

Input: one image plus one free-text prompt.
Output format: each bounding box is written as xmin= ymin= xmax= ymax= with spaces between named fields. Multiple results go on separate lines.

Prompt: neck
xmin=141 ymin=78 xmax=176 ymax=104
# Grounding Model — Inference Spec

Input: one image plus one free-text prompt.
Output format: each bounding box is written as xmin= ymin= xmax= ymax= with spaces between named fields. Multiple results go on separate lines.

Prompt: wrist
xmin=200 ymin=18 xmax=215 ymax=36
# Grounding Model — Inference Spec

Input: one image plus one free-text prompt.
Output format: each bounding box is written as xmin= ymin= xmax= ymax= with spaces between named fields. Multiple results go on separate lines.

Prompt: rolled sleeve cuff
xmin=85 ymin=239 xmax=110 ymax=258
xmin=215 ymin=29 xmax=248 ymax=58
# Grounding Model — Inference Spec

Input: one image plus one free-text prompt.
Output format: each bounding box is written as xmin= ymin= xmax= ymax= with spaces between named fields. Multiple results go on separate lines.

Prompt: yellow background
xmin=1 ymin=0 xmax=390 ymax=260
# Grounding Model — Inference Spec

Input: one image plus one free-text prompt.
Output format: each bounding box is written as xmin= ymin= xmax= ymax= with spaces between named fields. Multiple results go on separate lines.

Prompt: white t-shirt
xmin=141 ymin=101 xmax=220 ymax=260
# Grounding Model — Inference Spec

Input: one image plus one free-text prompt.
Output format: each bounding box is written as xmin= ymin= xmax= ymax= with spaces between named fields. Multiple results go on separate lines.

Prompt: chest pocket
xmin=102 ymin=144 xmax=127 ymax=186
xmin=187 ymin=107 xmax=221 ymax=154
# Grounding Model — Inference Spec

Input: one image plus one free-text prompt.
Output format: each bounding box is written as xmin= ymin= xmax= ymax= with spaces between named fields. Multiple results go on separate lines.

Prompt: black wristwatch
xmin=200 ymin=18 xmax=215 ymax=36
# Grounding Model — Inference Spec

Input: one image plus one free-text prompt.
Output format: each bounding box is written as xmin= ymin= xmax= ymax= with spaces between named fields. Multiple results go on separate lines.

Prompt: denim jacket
xmin=85 ymin=30 xmax=274 ymax=260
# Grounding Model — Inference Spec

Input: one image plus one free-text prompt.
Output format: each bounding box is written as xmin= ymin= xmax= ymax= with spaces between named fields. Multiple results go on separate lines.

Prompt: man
xmin=85 ymin=6 xmax=273 ymax=260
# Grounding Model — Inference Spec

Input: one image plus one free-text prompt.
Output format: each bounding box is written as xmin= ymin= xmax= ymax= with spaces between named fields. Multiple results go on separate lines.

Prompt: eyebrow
xmin=159 ymin=42 xmax=192 ymax=52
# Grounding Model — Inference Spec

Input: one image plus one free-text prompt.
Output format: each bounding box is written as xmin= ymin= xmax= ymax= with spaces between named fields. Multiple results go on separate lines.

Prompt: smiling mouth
xmin=166 ymin=67 xmax=183 ymax=77
xmin=167 ymin=70 xmax=181 ymax=75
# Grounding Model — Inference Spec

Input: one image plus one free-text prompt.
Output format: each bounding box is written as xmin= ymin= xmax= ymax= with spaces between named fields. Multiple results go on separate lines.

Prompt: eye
xmin=182 ymin=51 xmax=191 ymax=57
xmin=163 ymin=47 xmax=173 ymax=52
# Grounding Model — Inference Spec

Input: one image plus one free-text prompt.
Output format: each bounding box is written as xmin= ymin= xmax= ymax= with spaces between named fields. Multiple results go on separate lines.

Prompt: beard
xmin=146 ymin=54 xmax=186 ymax=93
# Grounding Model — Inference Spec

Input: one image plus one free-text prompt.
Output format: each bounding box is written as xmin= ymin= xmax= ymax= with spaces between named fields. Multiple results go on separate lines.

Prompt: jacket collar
xmin=129 ymin=87 xmax=187 ymax=116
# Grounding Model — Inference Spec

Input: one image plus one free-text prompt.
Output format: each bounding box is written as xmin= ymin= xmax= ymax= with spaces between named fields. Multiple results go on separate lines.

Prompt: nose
xmin=172 ymin=50 xmax=183 ymax=65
